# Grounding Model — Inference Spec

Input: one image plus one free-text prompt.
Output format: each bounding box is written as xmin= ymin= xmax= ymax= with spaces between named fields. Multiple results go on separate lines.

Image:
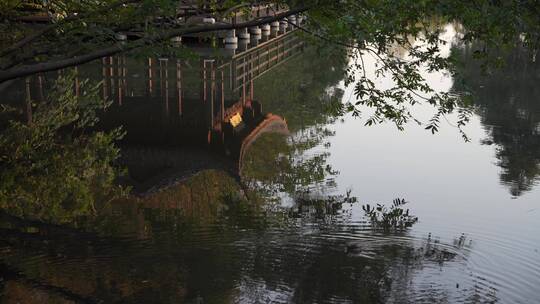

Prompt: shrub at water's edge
xmin=0 ymin=72 xmax=127 ymax=224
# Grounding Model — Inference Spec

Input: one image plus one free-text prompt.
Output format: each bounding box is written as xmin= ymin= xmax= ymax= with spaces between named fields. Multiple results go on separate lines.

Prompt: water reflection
xmin=0 ymin=35 xmax=357 ymax=303
xmin=243 ymin=46 xmax=347 ymax=201
xmin=0 ymin=35 xmax=441 ymax=303
xmin=1 ymin=30 xmax=539 ymax=303
xmin=1 ymin=186 xmax=479 ymax=303
xmin=453 ymin=43 xmax=540 ymax=196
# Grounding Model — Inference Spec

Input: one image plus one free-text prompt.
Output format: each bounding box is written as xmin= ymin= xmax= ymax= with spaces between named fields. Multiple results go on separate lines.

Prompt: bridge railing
xmin=204 ymin=32 xmax=304 ymax=128
xmin=11 ymin=32 xmax=305 ymax=134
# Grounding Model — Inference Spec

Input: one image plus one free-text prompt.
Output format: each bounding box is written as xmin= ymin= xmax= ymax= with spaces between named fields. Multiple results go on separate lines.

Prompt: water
xmin=1 ymin=29 xmax=540 ymax=303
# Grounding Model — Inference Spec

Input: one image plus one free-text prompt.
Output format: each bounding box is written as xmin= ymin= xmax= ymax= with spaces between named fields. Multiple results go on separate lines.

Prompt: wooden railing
xmin=203 ymin=32 xmax=304 ymax=128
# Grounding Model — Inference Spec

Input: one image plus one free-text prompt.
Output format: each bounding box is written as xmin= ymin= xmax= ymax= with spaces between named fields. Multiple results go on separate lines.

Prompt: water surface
xmin=1 ymin=28 xmax=539 ymax=303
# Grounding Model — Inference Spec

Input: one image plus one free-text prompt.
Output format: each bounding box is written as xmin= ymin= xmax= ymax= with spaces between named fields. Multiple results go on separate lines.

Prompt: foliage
xmin=362 ymin=198 xmax=418 ymax=230
xmin=306 ymin=0 xmax=540 ymax=139
xmin=2 ymin=1 xmax=540 ymax=138
xmin=289 ymin=189 xmax=357 ymax=221
xmin=0 ymin=72 xmax=127 ymax=224
xmin=1 ymin=0 xmax=540 ymax=222
xmin=241 ymin=46 xmax=346 ymax=202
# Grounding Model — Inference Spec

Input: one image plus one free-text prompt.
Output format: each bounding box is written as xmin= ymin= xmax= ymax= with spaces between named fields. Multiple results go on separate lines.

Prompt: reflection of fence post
xmin=221 ymin=68 xmax=225 ymax=123
xmin=214 ymin=33 xmax=307 ymax=111
xmin=147 ymin=58 xmax=154 ymax=95
xmin=109 ymin=57 xmax=115 ymax=97
xmin=159 ymin=58 xmax=164 ymax=96
xmin=25 ymin=77 xmax=32 ymax=125
xmin=229 ymin=61 xmax=234 ymax=91
xmin=203 ymin=60 xmax=216 ymax=129
xmin=278 ymin=38 xmax=281 ymax=61
xmin=242 ymin=56 xmax=246 ymax=106
xmin=74 ymin=66 xmax=80 ymax=98
xmin=249 ymin=78 xmax=254 ymax=101
xmin=176 ymin=59 xmax=182 ymax=116
xmin=279 ymin=18 xmax=288 ymax=35
xmin=249 ymin=26 xmax=261 ymax=47
xmin=211 ymin=60 xmax=215 ymax=127
xmin=37 ymin=74 xmax=44 ymax=101
xmin=158 ymin=58 xmax=168 ymax=110
xmin=117 ymin=57 xmax=123 ymax=105
xmin=122 ymin=56 xmax=127 ymax=98
xmin=257 ymin=46 xmax=261 ymax=77
xmin=159 ymin=58 xmax=169 ymax=115
xmin=102 ymin=58 xmax=108 ymax=100
xmin=270 ymin=21 xmax=279 ymax=38
xmin=261 ymin=24 xmax=270 ymax=42
xmin=267 ymin=42 xmax=271 ymax=69
xmin=250 ymin=52 xmax=254 ymax=101
xmin=202 ymin=60 xmax=207 ymax=103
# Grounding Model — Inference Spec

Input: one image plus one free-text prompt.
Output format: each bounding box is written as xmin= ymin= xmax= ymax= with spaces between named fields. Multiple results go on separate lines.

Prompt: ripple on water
xmin=1 ymin=202 xmax=539 ymax=303
xmin=219 ymin=207 xmax=539 ymax=303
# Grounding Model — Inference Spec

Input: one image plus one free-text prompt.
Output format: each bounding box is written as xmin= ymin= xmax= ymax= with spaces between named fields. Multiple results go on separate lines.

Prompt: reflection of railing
xmin=203 ymin=32 xmax=304 ymax=128
xmin=230 ymin=33 xmax=304 ymax=92
xmin=17 ymin=32 xmax=303 ymax=137
xmin=181 ymin=2 xmax=288 ymax=24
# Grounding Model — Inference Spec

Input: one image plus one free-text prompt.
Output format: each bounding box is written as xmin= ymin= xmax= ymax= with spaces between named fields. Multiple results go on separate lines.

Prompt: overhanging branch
xmin=0 ymin=0 xmax=143 ymax=58
xmin=0 ymin=6 xmax=309 ymax=83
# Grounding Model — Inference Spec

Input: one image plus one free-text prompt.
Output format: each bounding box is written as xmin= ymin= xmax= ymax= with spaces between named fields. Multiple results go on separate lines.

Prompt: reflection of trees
xmin=254 ymin=46 xmax=347 ymax=132
xmin=234 ymin=44 xmax=496 ymax=302
xmin=241 ymin=46 xmax=347 ymax=202
xmin=0 ymin=42 xmax=507 ymax=303
xmin=452 ymin=43 xmax=540 ymax=196
xmin=0 ymin=44 xmax=350 ymax=302
xmin=0 ymin=169 xmax=495 ymax=303
xmin=241 ymin=132 xmax=338 ymax=200
xmin=238 ymin=215 xmax=481 ymax=303
xmin=0 ymin=170 xmax=262 ymax=304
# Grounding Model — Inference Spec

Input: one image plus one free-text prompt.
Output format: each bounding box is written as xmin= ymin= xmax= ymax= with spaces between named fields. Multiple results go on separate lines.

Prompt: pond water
xmin=1 ymin=28 xmax=540 ymax=303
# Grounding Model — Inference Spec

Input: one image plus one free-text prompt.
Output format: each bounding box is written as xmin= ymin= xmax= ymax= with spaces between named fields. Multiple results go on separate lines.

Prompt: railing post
xmin=102 ymin=57 xmax=108 ymax=100
xmin=147 ymin=57 xmax=154 ymax=96
xmin=202 ymin=60 xmax=216 ymax=128
xmin=74 ymin=66 xmax=80 ymax=98
xmin=176 ymin=59 xmax=182 ymax=116
xmin=270 ymin=21 xmax=280 ymax=38
xmin=202 ymin=59 xmax=215 ymax=130
xmin=221 ymin=69 xmax=225 ymax=123
xmin=159 ymin=58 xmax=169 ymax=115
xmin=117 ymin=57 xmax=123 ymax=105
xmin=211 ymin=60 xmax=215 ymax=127
xmin=109 ymin=57 xmax=115 ymax=97
xmin=122 ymin=56 xmax=127 ymax=98
xmin=37 ymin=74 xmax=44 ymax=101
xmin=25 ymin=77 xmax=32 ymax=125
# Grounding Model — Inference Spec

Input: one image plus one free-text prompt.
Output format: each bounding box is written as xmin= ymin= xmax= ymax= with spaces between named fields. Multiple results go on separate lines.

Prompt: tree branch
xmin=0 ymin=6 xmax=309 ymax=83
xmin=0 ymin=0 xmax=142 ymax=58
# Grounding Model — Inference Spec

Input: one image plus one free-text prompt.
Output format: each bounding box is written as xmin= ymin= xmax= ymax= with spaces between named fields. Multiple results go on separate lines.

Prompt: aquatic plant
xmin=293 ymin=190 xmax=357 ymax=217
xmin=362 ymin=198 xmax=418 ymax=230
